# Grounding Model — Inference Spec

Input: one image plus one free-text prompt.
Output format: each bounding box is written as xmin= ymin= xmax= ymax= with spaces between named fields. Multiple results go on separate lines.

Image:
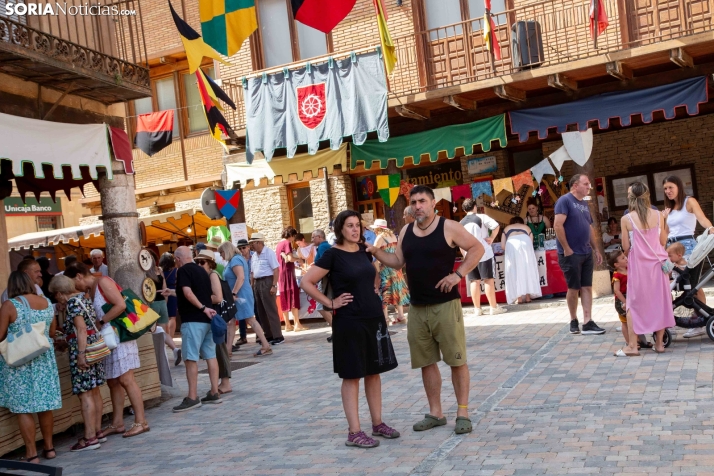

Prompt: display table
xmin=457 ymin=249 xmax=568 ymax=304
xmin=0 ymin=334 xmax=160 ymax=456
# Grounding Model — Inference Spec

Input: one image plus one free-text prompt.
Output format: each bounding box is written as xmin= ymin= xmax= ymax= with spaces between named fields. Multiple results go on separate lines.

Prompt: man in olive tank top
xmin=366 ymin=185 xmax=484 ymax=435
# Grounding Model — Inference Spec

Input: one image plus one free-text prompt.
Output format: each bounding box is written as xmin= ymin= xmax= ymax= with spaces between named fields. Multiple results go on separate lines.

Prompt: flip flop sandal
xmin=455 ymin=416 xmax=473 ymax=434
xmin=625 ymin=350 xmax=641 ymax=356
xmin=614 ymin=349 xmax=628 ymax=357
xmin=254 ymin=348 xmax=273 ymax=357
xmin=123 ymin=422 xmax=150 ymax=438
xmin=42 ymin=448 xmax=56 ymax=459
xmin=413 ymin=414 xmax=447 ymax=431
xmin=98 ymin=425 xmax=125 ymax=438
xmin=218 ymin=389 xmax=233 ymax=395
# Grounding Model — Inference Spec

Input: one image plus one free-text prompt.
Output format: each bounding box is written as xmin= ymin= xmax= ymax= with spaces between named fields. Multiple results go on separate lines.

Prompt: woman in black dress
xmin=301 ymin=210 xmax=399 ymax=449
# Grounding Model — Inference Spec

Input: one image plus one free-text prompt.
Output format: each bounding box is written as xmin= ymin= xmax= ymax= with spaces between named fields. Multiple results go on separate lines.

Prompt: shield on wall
xmin=297 ymin=83 xmax=327 ymax=130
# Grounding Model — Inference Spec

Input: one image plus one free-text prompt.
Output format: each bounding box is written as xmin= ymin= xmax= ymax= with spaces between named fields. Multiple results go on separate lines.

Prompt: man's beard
xmin=415 ymin=210 xmax=433 ymax=224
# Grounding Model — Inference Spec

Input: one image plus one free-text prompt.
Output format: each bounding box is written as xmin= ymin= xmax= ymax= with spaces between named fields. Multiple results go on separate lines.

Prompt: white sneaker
xmin=474 ymin=308 xmax=483 ymax=316
xmin=615 ymin=326 xmax=622 ymax=332
xmin=489 ymin=306 xmax=507 ymax=315
xmin=683 ymin=327 xmax=706 ymax=338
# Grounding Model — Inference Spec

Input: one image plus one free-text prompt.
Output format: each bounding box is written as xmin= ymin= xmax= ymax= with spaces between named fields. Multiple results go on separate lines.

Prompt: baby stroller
xmin=662 ymin=232 xmax=714 ymax=348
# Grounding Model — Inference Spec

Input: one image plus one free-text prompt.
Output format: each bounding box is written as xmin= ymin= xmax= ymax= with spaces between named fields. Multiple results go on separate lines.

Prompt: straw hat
xmin=249 ymin=232 xmax=266 ymax=243
xmin=196 ymin=250 xmax=216 ymax=263
xmin=370 ymin=219 xmax=389 ymax=230
xmin=207 ymin=235 xmax=223 ymax=249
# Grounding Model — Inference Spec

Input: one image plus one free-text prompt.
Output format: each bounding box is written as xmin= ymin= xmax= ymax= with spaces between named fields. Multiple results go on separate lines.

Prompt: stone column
xmin=0 ymin=205 xmax=10 ymax=287
xmin=97 ymin=165 xmax=145 ymax=294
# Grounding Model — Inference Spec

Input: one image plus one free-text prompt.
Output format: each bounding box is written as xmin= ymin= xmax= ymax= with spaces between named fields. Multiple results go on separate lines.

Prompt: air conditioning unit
xmin=511 ymin=21 xmax=544 ymax=71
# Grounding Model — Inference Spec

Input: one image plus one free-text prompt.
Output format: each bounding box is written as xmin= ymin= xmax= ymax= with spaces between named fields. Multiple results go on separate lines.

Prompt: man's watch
xmin=200 ymin=305 xmax=206 ymax=312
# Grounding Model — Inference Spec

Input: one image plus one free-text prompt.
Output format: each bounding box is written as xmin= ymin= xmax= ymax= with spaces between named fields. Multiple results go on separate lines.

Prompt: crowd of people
xmin=1 ymin=174 xmax=713 ymax=459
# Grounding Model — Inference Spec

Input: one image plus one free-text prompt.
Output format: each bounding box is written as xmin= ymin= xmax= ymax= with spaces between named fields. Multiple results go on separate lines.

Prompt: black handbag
xmin=213 ymin=273 xmax=237 ymax=323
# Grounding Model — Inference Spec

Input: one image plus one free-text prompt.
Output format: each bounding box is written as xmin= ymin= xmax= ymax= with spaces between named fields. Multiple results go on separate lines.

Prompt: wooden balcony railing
xmin=0 ymin=0 xmax=149 ymax=93
xmin=224 ymin=0 xmax=714 ymax=131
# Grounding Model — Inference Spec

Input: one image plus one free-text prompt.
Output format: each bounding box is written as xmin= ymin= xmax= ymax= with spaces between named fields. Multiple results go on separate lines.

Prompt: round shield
xmin=201 ymin=188 xmax=222 ymax=220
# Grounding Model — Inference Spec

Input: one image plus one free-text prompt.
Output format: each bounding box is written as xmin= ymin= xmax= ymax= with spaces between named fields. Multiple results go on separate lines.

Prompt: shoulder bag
xmin=628 ymin=214 xmax=675 ymax=274
xmin=99 ymin=278 xmax=160 ymax=342
xmin=0 ymin=296 xmax=51 ymax=367
xmin=75 ymin=296 xmax=118 ymax=354
xmin=212 ymin=271 xmax=237 ymax=323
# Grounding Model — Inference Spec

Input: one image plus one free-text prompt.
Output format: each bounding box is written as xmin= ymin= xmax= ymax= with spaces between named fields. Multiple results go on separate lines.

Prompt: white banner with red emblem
xmin=244 ymin=50 xmax=389 ymax=161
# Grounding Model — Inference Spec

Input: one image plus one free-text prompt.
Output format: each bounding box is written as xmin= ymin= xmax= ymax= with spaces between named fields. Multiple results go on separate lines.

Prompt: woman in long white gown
xmin=501 ymin=216 xmax=542 ymax=304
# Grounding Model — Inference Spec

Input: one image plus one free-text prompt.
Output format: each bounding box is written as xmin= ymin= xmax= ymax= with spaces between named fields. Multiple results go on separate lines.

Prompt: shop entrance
xmin=287 ymin=184 xmax=314 ymax=234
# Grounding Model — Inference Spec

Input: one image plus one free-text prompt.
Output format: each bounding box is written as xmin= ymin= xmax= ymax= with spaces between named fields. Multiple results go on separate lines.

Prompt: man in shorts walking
xmin=554 ymin=174 xmax=605 ymax=335
xmin=367 ymin=185 xmax=484 ymax=435
xmin=460 ymin=198 xmax=506 ymax=316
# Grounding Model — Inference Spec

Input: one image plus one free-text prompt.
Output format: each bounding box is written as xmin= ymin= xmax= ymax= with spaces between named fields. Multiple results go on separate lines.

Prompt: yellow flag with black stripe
xmin=169 ymin=1 xmax=230 ymax=74
xmin=200 ymin=0 xmax=257 ymax=57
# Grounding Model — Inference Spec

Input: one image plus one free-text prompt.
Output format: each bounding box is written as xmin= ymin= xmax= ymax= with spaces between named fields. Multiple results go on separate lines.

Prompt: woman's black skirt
xmin=332 ymin=314 xmax=398 ymax=379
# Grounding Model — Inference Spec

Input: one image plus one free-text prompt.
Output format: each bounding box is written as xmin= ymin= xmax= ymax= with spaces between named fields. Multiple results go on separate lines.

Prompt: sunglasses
xmin=238 ymin=246 xmax=248 ymax=250
xmin=196 ymin=260 xmax=207 ymax=265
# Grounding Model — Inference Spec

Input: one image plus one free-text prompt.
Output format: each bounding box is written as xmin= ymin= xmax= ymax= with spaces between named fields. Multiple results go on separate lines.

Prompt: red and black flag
xmin=290 ymin=0 xmax=357 ymax=33
xmin=134 ymin=110 xmax=174 ymax=157
xmin=196 ymin=69 xmax=237 ymax=150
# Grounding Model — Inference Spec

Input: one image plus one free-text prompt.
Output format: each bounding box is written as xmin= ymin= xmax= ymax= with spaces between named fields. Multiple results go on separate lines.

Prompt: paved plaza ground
xmin=22 ymin=302 xmax=714 ymax=475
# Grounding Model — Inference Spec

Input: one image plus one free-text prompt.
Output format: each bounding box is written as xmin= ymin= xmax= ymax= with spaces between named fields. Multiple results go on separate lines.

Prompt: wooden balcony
xmin=223 ymin=0 xmax=714 ymax=133
xmin=0 ymin=0 xmax=150 ymax=104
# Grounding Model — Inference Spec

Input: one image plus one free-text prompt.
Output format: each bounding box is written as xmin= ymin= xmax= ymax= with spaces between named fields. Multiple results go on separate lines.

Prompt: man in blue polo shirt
xmin=311 ymin=229 xmax=333 ymax=342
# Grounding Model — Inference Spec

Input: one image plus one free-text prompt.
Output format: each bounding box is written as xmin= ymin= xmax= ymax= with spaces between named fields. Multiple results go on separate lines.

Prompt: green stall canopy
xmin=350 ymin=114 xmax=507 ymax=170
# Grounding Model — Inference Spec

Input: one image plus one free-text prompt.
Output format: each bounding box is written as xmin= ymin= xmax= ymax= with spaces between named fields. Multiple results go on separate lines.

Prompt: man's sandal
xmin=18 ymin=455 xmax=40 ymax=463
xmin=123 ymin=422 xmax=150 ymax=438
xmin=98 ymin=425 xmax=124 ymax=440
xmin=455 ymin=416 xmax=473 ymax=434
xmin=413 ymin=414 xmax=447 ymax=431
xmin=42 ymin=448 xmax=56 ymax=459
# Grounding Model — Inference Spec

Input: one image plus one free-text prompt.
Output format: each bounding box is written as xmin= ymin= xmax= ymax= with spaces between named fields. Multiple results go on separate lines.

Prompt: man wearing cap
xmin=249 ymin=233 xmax=284 ymax=345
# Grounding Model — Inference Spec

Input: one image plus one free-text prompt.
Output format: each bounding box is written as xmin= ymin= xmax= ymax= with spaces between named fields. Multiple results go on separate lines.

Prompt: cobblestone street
xmin=42 ymin=303 xmax=714 ymax=475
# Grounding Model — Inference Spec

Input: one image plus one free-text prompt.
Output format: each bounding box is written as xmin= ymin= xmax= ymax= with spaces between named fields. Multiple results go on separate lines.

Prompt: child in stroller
xmin=663 ymin=233 xmax=714 ymax=347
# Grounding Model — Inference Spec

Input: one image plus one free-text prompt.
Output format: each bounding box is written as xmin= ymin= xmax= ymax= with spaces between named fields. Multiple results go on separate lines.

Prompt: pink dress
xmin=276 ymin=240 xmax=301 ymax=311
xmin=626 ymin=215 xmax=675 ymax=334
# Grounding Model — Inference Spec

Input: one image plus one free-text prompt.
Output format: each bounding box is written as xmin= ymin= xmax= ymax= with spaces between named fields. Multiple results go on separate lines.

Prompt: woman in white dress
xmin=65 ymin=263 xmax=149 ymax=438
xmin=502 ymin=216 xmax=542 ymax=304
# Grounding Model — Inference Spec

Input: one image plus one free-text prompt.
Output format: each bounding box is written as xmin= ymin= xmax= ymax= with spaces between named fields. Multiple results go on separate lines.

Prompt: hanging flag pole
xmin=593 ymin=0 xmax=599 ymax=49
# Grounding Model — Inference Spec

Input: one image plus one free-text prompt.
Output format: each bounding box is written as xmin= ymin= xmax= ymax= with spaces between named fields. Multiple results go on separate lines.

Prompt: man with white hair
xmin=249 ymin=233 xmax=284 ymax=345
xmin=403 ymin=206 xmax=416 ymax=225
xmin=89 ymin=249 xmax=108 ymax=277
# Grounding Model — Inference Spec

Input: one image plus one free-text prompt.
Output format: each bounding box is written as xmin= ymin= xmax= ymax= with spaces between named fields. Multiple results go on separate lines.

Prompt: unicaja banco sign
xmin=4 ymin=197 xmax=61 ymax=216
xmin=4 ymin=2 xmax=136 ymax=16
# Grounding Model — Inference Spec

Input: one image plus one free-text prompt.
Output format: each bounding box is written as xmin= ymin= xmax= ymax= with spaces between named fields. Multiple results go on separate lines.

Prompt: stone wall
xmin=309 ymin=178 xmax=330 ymax=233
xmin=328 ymin=175 xmax=354 ymax=219
xmin=460 ymin=150 xmax=512 ymax=184
xmin=243 ymin=185 xmax=290 ymax=248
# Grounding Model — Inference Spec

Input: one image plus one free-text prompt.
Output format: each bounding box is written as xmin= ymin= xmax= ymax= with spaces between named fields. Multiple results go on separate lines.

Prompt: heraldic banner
xmin=245 ymin=50 xmax=389 ymax=161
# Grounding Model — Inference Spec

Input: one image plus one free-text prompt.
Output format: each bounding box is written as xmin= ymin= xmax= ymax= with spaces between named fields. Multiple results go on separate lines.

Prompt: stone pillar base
xmin=592 ymin=269 xmax=613 ymax=297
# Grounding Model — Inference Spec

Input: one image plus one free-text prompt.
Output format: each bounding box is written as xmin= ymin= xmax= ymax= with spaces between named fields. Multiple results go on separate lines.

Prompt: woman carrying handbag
xmin=49 ymin=275 xmax=108 ymax=452
xmin=0 ymin=272 xmax=61 ymax=464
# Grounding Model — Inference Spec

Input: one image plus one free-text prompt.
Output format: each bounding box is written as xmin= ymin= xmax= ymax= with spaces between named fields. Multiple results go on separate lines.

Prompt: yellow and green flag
xmin=200 ymin=0 xmax=257 ymax=57
xmin=373 ymin=0 xmax=396 ymax=75
xmin=169 ymin=1 xmax=229 ymax=74
xmin=377 ymin=174 xmax=400 ymax=207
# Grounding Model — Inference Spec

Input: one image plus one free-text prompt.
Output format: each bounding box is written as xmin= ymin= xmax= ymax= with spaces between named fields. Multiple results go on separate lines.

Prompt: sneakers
xmin=173 ymin=348 xmax=182 ymax=367
xmin=270 ymin=337 xmax=285 ymax=345
xmin=570 ymin=319 xmax=580 ymax=334
xmin=372 ymin=422 xmax=400 ymax=439
xmin=582 ymin=320 xmax=606 ymax=335
xmin=200 ymin=391 xmax=223 ymax=405
xmin=172 ymin=397 xmax=201 ymax=413
xmin=474 ymin=308 xmax=483 ymax=316
xmin=683 ymin=327 xmax=706 ymax=338
xmin=326 ymin=335 xmax=333 ymax=343
xmin=489 ymin=306 xmax=507 ymax=316
xmin=345 ymin=430 xmax=379 ymax=448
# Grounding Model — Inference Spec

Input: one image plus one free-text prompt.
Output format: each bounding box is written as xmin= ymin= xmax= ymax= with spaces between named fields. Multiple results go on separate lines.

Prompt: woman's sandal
xmin=98 ymin=425 xmax=125 ymax=439
xmin=42 ymin=448 xmax=56 ymax=459
xmin=254 ymin=347 xmax=273 ymax=357
xmin=70 ymin=437 xmax=100 ymax=452
xmin=123 ymin=422 xmax=150 ymax=438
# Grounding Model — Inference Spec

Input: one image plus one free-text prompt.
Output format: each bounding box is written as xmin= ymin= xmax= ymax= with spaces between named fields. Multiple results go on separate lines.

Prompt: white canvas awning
xmin=9 ymin=223 xmax=105 ymax=250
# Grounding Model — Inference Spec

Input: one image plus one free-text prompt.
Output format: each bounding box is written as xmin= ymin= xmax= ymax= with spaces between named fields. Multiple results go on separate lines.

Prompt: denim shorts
xmin=668 ymin=237 xmax=697 ymax=260
xmin=180 ymin=322 xmax=216 ymax=361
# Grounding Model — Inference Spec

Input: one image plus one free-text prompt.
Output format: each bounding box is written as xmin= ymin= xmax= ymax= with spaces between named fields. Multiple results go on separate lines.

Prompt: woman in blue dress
xmin=219 ymin=241 xmax=273 ymax=357
xmin=0 ymin=272 xmax=62 ymax=463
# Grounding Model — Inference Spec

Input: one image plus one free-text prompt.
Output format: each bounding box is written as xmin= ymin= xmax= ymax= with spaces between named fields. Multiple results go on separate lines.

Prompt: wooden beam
xmin=394 ymin=105 xmax=430 ymax=120
xmin=606 ymin=61 xmax=633 ymax=80
xmin=547 ymin=74 xmax=577 ymax=92
xmin=670 ymin=47 xmax=694 ymax=68
xmin=494 ymin=85 xmax=525 ymax=102
xmin=443 ymin=95 xmax=477 ymax=110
